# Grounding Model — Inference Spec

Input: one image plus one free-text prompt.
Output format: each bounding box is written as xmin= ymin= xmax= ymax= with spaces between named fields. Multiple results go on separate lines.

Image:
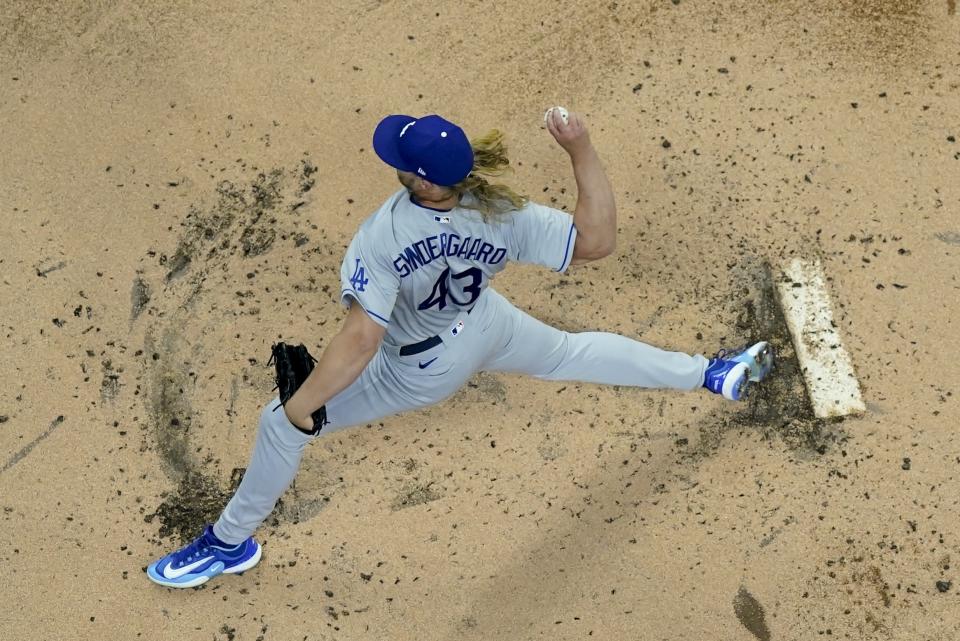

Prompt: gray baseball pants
xmin=213 ymin=288 xmax=708 ymax=544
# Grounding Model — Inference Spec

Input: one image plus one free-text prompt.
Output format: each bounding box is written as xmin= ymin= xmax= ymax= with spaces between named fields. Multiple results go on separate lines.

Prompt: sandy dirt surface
xmin=2 ymin=1 xmax=959 ymax=639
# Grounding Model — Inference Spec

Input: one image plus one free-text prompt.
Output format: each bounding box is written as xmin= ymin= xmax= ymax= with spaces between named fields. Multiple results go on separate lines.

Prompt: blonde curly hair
xmin=453 ymin=130 xmax=528 ymax=220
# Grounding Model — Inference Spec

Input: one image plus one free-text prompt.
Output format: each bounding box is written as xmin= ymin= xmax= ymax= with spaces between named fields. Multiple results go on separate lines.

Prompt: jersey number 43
xmin=418 ymin=267 xmax=482 ymax=311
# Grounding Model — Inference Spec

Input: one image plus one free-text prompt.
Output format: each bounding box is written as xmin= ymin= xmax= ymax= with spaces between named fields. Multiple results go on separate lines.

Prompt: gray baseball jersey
xmin=339 ymin=189 xmax=576 ymax=345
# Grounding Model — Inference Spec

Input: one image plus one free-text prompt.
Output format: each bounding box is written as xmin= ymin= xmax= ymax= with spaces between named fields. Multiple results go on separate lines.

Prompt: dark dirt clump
xmin=733 ymin=586 xmax=771 ymax=641
xmin=391 ymin=480 xmax=443 ymax=511
xmin=163 ymin=170 xmax=288 ymax=282
xmin=100 ymin=360 xmax=121 ymax=401
xmin=145 ymin=468 xmax=248 ymax=543
xmin=130 ymin=275 xmax=151 ymax=321
xmin=298 ymin=159 xmax=317 ymax=195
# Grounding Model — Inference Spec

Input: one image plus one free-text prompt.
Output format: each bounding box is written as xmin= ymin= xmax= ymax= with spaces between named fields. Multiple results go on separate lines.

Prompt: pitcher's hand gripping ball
xmin=269 ymin=342 xmax=327 ymax=434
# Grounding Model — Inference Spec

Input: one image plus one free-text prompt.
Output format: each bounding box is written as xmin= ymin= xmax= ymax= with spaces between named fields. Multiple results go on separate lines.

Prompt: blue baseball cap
xmin=372 ymin=114 xmax=474 ymax=187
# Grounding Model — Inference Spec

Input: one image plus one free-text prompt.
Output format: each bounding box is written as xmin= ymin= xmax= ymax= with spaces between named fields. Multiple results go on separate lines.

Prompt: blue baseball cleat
xmin=147 ymin=525 xmax=261 ymax=588
xmin=727 ymin=340 xmax=775 ymax=382
xmin=703 ymin=341 xmax=774 ymax=401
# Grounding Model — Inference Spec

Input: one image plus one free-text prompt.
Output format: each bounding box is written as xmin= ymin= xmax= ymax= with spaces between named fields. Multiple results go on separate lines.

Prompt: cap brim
xmin=372 ymin=114 xmax=418 ymax=172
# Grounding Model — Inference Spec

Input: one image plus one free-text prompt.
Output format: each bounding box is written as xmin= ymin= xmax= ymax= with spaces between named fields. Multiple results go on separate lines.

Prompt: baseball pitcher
xmin=147 ymin=109 xmax=773 ymax=587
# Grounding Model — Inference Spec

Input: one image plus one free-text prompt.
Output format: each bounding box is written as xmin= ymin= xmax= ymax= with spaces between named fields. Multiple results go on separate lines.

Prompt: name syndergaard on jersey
xmin=393 ymin=233 xmax=506 ymax=278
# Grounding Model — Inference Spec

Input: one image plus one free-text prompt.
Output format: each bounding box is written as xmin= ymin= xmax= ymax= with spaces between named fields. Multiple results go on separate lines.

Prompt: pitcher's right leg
xmin=477 ymin=291 xmax=772 ymax=400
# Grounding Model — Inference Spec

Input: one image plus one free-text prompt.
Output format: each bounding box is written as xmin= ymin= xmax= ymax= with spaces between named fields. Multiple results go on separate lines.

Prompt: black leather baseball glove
xmin=268 ymin=342 xmax=327 ymax=435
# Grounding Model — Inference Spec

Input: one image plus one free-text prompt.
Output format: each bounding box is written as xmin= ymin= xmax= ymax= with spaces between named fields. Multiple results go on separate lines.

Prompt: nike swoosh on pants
xmin=418 ymin=357 xmax=438 ymax=369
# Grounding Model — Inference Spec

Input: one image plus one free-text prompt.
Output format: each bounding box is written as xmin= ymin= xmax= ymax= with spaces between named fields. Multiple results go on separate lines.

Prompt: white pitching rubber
xmin=776 ymin=258 xmax=866 ymax=418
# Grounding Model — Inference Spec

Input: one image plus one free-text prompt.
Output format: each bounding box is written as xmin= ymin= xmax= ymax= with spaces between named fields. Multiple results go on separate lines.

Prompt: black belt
xmin=399 ymin=334 xmax=442 ymax=356
xmin=399 ymin=306 xmax=474 ymax=356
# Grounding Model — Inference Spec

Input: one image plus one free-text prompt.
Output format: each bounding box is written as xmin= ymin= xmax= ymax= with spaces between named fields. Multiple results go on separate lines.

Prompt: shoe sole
xmin=732 ymin=341 xmax=774 ymax=383
xmin=723 ymin=362 xmax=751 ymax=401
xmin=733 ymin=374 xmax=749 ymax=401
xmin=147 ymin=542 xmax=262 ymax=589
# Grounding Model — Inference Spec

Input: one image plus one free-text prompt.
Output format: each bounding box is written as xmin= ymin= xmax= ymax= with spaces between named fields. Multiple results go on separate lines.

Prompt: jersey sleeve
xmin=505 ymin=201 xmax=578 ymax=272
xmin=339 ymin=230 xmax=400 ymax=327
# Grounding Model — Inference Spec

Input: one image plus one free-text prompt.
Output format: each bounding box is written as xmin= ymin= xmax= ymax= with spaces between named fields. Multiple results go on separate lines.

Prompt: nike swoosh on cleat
xmin=162 ymin=555 xmax=215 ymax=579
xmin=418 ymin=357 xmax=439 ymax=369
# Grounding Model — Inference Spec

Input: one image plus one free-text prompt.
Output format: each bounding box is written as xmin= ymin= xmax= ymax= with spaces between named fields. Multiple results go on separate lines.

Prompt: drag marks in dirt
xmin=34 ymin=259 xmax=67 ymax=278
xmin=136 ymin=162 xmax=337 ymax=543
xmin=935 ymin=231 xmax=960 ymax=245
xmin=1 ymin=415 xmax=65 ymax=474
xmin=144 ymin=328 xmax=194 ymax=478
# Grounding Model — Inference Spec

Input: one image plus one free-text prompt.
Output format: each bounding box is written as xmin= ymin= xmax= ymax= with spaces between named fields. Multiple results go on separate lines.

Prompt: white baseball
xmin=544 ymin=106 xmax=569 ymax=125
